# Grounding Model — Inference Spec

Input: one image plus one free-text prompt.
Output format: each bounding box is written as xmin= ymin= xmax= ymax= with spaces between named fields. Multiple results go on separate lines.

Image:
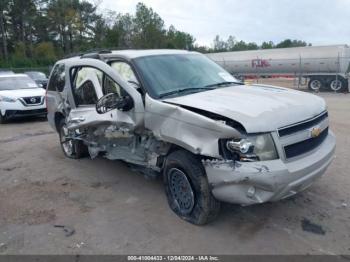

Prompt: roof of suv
xmin=60 ymin=49 xmax=198 ymax=63
xmin=108 ymin=49 xmax=195 ymax=59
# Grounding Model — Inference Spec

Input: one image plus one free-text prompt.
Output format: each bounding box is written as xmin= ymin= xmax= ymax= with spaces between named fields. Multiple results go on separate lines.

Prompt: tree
xmin=261 ymin=41 xmax=274 ymax=49
xmin=132 ymin=3 xmax=166 ymax=48
xmin=0 ymin=0 xmax=10 ymax=61
xmin=33 ymin=41 xmax=56 ymax=64
xmin=11 ymin=41 xmax=31 ymax=67
xmin=114 ymin=13 xmax=134 ymax=48
xmin=47 ymin=0 xmax=99 ymax=54
xmin=276 ymin=39 xmax=309 ymax=48
xmin=0 ymin=1 xmax=312 ymax=67
xmin=213 ymin=35 xmax=227 ymax=51
xmin=193 ymin=44 xmax=209 ymax=53
xmin=76 ymin=1 xmax=99 ymax=48
xmin=8 ymin=0 xmax=38 ymax=57
xmin=166 ymin=25 xmax=195 ymax=49
xmin=226 ymin=35 xmax=236 ymax=51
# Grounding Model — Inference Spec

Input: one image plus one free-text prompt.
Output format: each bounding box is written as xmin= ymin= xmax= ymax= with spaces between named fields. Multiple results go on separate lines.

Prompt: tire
xmin=329 ymin=78 xmax=346 ymax=92
xmin=163 ymin=150 xmax=220 ymax=225
xmin=0 ymin=113 xmax=6 ymax=124
xmin=308 ymin=78 xmax=323 ymax=91
xmin=58 ymin=119 xmax=88 ymax=159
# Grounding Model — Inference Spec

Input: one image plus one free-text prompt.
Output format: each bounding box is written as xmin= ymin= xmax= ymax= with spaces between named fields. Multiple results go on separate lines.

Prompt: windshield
xmin=25 ymin=71 xmax=47 ymax=80
xmin=133 ymin=53 xmax=240 ymax=98
xmin=0 ymin=76 xmax=39 ymax=91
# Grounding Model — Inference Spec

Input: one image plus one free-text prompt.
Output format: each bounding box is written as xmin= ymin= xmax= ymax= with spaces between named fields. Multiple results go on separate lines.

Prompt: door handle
xmin=70 ymin=116 xmax=85 ymax=123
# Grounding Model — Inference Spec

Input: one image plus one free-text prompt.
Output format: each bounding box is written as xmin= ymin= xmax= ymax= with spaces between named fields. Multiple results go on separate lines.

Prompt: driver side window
xmin=72 ymin=67 xmax=101 ymax=106
xmin=71 ymin=66 xmax=128 ymax=107
xmin=103 ymin=75 xmax=123 ymax=97
xmin=75 ymin=80 xmax=98 ymax=105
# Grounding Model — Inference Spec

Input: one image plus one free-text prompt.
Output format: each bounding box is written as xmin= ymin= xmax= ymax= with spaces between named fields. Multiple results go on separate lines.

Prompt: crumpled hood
xmin=164 ymin=84 xmax=326 ymax=133
xmin=0 ymin=88 xmax=45 ymax=99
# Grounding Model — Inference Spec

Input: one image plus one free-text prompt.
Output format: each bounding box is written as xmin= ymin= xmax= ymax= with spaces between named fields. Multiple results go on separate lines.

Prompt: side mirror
xmin=96 ymin=93 xmax=134 ymax=114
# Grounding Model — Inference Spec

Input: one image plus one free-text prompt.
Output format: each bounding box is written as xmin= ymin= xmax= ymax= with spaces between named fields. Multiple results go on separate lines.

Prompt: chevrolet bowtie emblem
xmin=311 ymin=127 xmax=321 ymax=138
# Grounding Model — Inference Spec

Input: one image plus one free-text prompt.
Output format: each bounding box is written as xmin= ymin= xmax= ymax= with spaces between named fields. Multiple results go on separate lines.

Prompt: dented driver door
xmin=64 ymin=58 xmax=145 ymax=132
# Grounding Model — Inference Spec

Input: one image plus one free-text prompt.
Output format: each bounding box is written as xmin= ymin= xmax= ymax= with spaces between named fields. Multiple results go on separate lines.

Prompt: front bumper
xmin=1 ymin=100 xmax=46 ymax=119
xmin=204 ymin=131 xmax=336 ymax=205
xmin=4 ymin=108 xmax=47 ymax=119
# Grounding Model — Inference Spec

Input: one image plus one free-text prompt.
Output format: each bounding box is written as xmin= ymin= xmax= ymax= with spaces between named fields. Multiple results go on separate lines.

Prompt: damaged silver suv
xmin=46 ymin=49 xmax=336 ymax=225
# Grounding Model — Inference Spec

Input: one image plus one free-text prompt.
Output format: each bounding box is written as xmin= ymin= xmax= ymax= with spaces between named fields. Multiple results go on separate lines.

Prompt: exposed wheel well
xmin=54 ymin=112 xmax=65 ymax=132
xmin=167 ymin=144 xmax=183 ymax=155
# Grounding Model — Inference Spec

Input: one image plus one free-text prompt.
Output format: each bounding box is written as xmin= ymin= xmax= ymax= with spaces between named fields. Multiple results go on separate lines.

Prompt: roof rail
xmin=80 ymin=49 xmax=112 ymax=59
xmin=63 ymin=52 xmax=84 ymax=59
xmin=62 ymin=49 xmax=112 ymax=59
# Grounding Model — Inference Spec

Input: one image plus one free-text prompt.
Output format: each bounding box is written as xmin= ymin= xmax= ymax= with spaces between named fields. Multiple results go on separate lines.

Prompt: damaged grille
xmin=284 ymin=127 xmax=328 ymax=159
xmin=278 ymin=111 xmax=328 ymax=137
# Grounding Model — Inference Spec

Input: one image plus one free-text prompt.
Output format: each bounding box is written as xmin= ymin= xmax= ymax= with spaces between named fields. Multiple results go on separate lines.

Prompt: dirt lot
xmin=0 ymin=91 xmax=349 ymax=255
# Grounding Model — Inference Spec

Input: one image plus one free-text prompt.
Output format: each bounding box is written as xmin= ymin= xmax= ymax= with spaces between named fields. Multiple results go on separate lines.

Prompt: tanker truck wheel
xmin=308 ymin=78 xmax=323 ymax=91
xmin=329 ymin=79 xmax=345 ymax=92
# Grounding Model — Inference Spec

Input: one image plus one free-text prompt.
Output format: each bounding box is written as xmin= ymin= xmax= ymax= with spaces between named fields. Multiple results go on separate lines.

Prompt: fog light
xmin=247 ymin=186 xmax=256 ymax=198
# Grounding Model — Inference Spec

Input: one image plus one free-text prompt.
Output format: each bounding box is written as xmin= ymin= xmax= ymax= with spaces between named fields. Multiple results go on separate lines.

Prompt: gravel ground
xmin=0 ymin=92 xmax=349 ymax=255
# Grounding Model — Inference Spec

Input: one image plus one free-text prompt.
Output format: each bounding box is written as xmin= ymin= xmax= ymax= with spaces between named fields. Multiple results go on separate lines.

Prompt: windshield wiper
xmin=159 ymin=87 xmax=215 ymax=98
xmin=204 ymin=81 xmax=243 ymax=88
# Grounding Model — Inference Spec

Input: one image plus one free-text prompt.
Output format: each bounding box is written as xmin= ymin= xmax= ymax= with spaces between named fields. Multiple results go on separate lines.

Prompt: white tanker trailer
xmin=206 ymin=45 xmax=350 ymax=92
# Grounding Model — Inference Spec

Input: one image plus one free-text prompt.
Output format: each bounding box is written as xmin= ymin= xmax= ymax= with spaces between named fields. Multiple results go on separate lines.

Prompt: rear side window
xmin=110 ymin=61 xmax=138 ymax=84
xmin=47 ymin=64 xmax=65 ymax=92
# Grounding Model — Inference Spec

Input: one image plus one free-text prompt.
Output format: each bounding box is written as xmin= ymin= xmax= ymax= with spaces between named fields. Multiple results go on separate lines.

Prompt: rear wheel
xmin=308 ymin=78 xmax=323 ymax=91
xmin=163 ymin=150 xmax=220 ymax=225
xmin=58 ymin=119 xmax=88 ymax=159
xmin=0 ymin=113 xmax=6 ymax=124
xmin=329 ymin=78 xmax=345 ymax=92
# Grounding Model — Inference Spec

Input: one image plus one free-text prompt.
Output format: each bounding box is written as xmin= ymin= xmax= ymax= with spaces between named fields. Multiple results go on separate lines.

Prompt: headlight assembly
xmin=225 ymin=134 xmax=278 ymax=161
xmin=0 ymin=96 xmax=17 ymax=103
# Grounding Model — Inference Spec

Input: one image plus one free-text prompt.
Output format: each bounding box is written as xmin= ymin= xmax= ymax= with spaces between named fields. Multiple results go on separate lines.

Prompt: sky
xmin=97 ymin=0 xmax=350 ymax=47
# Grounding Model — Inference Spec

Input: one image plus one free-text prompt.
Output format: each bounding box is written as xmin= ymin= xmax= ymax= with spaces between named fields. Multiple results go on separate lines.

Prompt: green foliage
xmin=132 ymin=3 xmax=166 ymax=48
xmin=166 ymin=25 xmax=195 ymax=49
xmin=275 ymin=39 xmax=309 ymax=48
xmin=11 ymin=42 xmax=32 ymax=67
xmin=209 ymin=36 xmax=311 ymax=53
xmin=0 ymin=0 xmax=311 ymax=68
xmin=261 ymin=41 xmax=274 ymax=49
xmin=33 ymin=42 xmax=57 ymax=65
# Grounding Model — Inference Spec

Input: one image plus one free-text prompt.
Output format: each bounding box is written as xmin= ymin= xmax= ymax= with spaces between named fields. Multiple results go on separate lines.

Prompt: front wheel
xmin=163 ymin=150 xmax=220 ymax=225
xmin=58 ymin=119 xmax=88 ymax=159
